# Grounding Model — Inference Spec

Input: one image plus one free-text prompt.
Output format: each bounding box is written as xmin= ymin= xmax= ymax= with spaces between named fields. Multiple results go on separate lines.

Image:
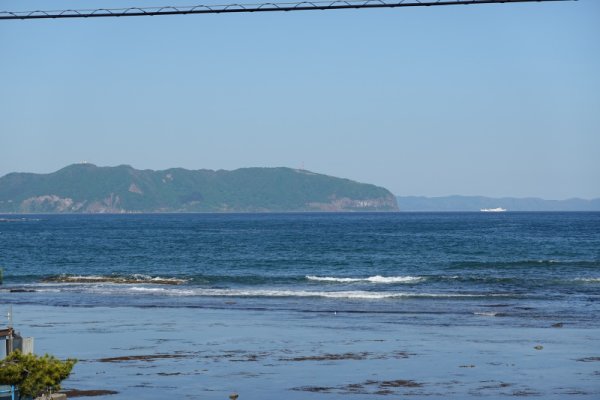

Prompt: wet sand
xmin=9 ymin=304 xmax=600 ymax=399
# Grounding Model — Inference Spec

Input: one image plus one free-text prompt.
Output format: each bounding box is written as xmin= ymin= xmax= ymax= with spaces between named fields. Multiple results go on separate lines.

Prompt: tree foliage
xmin=0 ymin=351 xmax=76 ymax=399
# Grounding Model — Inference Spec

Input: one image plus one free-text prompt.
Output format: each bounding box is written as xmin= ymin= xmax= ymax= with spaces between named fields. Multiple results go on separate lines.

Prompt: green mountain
xmin=0 ymin=164 xmax=398 ymax=213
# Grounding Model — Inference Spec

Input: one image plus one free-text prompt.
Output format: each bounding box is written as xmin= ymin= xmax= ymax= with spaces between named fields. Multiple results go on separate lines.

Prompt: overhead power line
xmin=0 ymin=0 xmax=574 ymax=21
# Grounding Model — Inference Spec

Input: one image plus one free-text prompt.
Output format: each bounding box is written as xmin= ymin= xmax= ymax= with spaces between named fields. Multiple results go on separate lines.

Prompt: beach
xmin=8 ymin=304 xmax=599 ymax=399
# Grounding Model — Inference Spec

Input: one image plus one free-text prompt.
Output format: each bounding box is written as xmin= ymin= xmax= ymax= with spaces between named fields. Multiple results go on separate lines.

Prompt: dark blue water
xmin=1 ymin=213 xmax=599 ymax=327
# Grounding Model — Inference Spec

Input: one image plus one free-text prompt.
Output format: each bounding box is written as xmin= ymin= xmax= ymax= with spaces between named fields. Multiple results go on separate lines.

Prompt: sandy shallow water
xmin=5 ymin=304 xmax=599 ymax=399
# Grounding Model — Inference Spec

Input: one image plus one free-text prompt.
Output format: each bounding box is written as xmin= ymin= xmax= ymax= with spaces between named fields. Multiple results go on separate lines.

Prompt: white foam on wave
xmin=61 ymin=275 xmax=106 ymax=281
xmin=130 ymin=274 xmax=188 ymax=284
xmin=575 ymin=278 xmax=600 ymax=283
xmin=129 ymin=286 xmax=197 ymax=295
xmin=84 ymin=286 xmax=511 ymax=300
xmin=306 ymin=275 xmax=424 ymax=284
xmin=22 ymin=287 xmax=62 ymax=293
xmin=474 ymin=311 xmax=499 ymax=317
xmin=130 ymin=286 xmax=166 ymax=292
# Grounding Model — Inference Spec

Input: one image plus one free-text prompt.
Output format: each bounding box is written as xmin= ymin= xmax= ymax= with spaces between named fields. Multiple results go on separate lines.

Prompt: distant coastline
xmin=0 ymin=164 xmax=398 ymax=213
xmin=396 ymin=195 xmax=600 ymax=212
xmin=1 ymin=164 xmax=598 ymax=214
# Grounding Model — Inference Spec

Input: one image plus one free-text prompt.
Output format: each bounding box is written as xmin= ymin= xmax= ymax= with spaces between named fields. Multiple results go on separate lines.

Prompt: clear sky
xmin=1 ymin=0 xmax=598 ymax=199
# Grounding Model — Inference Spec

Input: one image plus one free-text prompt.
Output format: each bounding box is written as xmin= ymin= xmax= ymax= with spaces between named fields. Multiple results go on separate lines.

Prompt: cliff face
xmin=0 ymin=164 xmax=399 ymax=213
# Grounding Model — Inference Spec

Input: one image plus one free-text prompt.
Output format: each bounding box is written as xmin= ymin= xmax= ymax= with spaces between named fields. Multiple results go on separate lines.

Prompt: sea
xmin=1 ymin=212 xmax=599 ymax=399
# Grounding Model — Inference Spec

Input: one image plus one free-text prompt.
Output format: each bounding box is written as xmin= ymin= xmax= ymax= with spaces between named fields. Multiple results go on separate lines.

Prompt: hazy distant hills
xmin=396 ymin=195 xmax=600 ymax=212
xmin=0 ymin=164 xmax=398 ymax=213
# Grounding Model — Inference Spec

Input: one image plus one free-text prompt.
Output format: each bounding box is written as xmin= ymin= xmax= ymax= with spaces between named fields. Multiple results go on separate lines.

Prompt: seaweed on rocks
xmin=97 ymin=354 xmax=189 ymax=362
xmin=61 ymin=389 xmax=118 ymax=397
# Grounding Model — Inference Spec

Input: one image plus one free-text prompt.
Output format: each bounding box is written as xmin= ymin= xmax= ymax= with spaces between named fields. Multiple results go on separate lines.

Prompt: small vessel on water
xmin=480 ymin=207 xmax=507 ymax=212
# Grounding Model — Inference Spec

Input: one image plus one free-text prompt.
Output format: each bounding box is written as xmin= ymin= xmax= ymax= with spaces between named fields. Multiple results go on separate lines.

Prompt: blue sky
xmin=1 ymin=0 xmax=598 ymax=199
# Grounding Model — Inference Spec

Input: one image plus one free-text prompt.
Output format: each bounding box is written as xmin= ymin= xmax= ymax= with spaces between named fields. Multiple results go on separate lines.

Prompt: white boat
xmin=480 ymin=207 xmax=507 ymax=212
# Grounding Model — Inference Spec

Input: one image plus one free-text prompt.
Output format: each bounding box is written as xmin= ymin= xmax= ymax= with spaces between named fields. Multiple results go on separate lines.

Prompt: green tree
xmin=0 ymin=351 xmax=76 ymax=399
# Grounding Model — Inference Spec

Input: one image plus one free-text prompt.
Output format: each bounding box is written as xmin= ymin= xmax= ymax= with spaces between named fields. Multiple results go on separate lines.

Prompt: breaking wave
xmin=474 ymin=311 xmax=506 ymax=317
xmin=95 ymin=286 xmax=512 ymax=299
xmin=575 ymin=278 xmax=600 ymax=283
xmin=306 ymin=275 xmax=424 ymax=284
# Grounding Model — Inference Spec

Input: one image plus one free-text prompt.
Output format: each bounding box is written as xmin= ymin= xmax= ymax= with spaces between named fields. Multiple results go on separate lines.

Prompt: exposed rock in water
xmin=97 ymin=354 xmax=189 ymax=362
xmin=368 ymin=379 xmax=423 ymax=388
xmin=281 ymin=352 xmax=371 ymax=361
xmin=292 ymin=379 xmax=424 ymax=395
xmin=43 ymin=274 xmax=186 ymax=285
xmin=61 ymin=389 xmax=118 ymax=397
xmin=292 ymin=386 xmax=334 ymax=393
xmin=576 ymin=357 xmax=600 ymax=362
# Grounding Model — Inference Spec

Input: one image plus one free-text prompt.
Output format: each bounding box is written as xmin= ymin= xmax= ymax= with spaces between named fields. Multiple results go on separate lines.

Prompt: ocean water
xmin=1 ymin=213 xmax=599 ymax=399
xmin=1 ymin=212 xmax=599 ymax=327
